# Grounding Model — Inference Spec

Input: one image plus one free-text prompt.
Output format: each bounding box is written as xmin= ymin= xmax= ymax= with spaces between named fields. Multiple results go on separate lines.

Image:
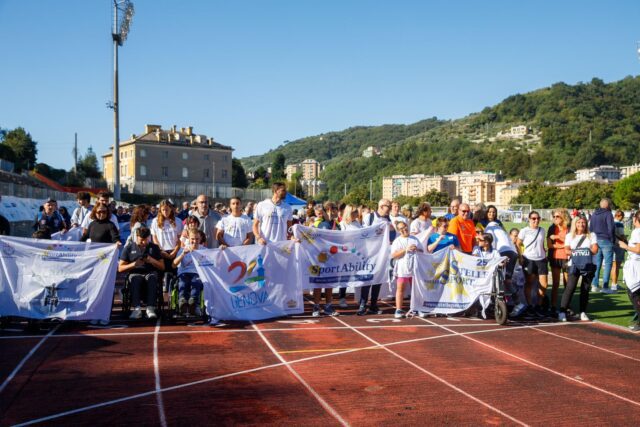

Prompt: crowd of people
xmin=25 ymin=185 xmax=640 ymax=331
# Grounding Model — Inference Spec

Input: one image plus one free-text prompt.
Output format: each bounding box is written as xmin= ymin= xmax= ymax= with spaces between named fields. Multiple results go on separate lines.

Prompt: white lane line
xmin=532 ymin=327 xmax=640 ymax=363
xmin=0 ymin=324 xmax=60 ymax=395
xmin=251 ymin=323 xmax=349 ymax=426
xmin=331 ymin=316 xmax=528 ymax=426
xmin=418 ymin=317 xmax=640 ymax=408
xmin=0 ymin=323 xmax=519 ymax=340
xmin=12 ymin=322 xmax=569 ymax=426
xmin=153 ymin=319 xmax=167 ymax=427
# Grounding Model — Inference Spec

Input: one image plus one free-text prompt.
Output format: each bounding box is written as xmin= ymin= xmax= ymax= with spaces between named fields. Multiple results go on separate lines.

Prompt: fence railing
xmin=123 ymin=181 xmax=271 ymax=202
xmin=0 ymin=181 xmax=75 ymax=201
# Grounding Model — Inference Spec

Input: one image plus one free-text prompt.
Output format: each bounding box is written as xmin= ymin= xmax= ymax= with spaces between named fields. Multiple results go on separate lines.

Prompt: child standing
xmin=172 ymin=229 xmax=205 ymax=316
xmin=390 ymin=221 xmax=423 ymax=318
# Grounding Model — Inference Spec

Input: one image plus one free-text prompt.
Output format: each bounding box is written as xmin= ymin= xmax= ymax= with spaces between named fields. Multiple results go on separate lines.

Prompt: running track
xmin=1 ymin=304 xmax=639 ymax=426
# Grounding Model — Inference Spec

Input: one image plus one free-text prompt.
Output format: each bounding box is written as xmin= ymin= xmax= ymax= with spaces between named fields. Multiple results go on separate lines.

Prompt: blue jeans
xmin=592 ymin=239 xmax=614 ymax=289
xmin=178 ymin=273 xmax=203 ymax=301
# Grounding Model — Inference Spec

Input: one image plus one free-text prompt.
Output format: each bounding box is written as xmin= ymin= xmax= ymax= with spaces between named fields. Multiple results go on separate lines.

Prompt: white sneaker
xmin=312 ymin=304 xmax=321 ymax=317
xmin=339 ymin=298 xmax=348 ymax=308
xmin=591 ymin=286 xmax=600 ymax=293
xmin=600 ymin=288 xmax=614 ymax=294
xmin=146 ymin=306 xmax=157 ymax=319
xmin=418 ymin=312 xmax=428 ymax=318
xmin=558 ymin=312 xmax=567 ymax=322
xmin=580 ymin=312 xmax=590 ymax=321
xmin=129 ymin=307 xmax=142 ymax=320
xmin=611 ymin=284 xmax=618 ymax=291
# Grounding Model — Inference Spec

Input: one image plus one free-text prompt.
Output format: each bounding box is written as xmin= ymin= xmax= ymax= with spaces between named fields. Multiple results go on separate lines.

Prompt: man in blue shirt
xmin=34 ymin=198 xmax=68 ymax=234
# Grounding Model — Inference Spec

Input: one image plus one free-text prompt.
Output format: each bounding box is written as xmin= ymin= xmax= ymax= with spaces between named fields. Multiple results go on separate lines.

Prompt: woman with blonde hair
xmin=559 ymin=216 xmax=598 ymax=322
xmin=547 ymin=208 xmax=570 ymax=316
xmin=151 ymin=199 xmax=183 ymax=289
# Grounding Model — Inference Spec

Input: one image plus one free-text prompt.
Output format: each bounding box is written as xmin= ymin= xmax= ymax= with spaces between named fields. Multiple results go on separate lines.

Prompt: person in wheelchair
xmin=118 ymin=226 xmax=165 ymax=320
xmin=172 ymin=229 xmax=206 ymax=317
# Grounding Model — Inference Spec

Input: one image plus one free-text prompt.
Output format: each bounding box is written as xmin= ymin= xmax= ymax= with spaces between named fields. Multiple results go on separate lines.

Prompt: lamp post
xmin=110 ymin=0 xmax=134 ymax=200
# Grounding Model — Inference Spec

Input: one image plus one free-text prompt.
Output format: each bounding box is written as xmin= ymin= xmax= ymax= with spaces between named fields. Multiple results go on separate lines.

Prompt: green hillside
xmin=241 ymin=76 xmax=640 ymax=201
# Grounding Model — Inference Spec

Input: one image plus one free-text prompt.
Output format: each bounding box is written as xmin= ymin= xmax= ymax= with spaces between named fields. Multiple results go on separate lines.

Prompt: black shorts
xmin=548 ymin=258 xmax=568 ymax=270
xmin=523 ymin=257 xmax=548 ymax=276
xmin=500 ymin=251 xmax=518 ymax=279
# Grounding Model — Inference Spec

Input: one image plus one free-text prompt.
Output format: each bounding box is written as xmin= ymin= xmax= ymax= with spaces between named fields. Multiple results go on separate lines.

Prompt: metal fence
xmin=0 ymin=181 xmax=75 ymax=201
xmin=126 ymin=181 xmax=271 ymax=202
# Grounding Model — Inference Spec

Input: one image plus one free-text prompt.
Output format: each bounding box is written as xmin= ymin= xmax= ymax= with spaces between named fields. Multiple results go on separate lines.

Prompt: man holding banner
xmin=358 ymin=198 xmax=393 ymax=315
xmin=253 ymin=182 xmax=293 ymax=245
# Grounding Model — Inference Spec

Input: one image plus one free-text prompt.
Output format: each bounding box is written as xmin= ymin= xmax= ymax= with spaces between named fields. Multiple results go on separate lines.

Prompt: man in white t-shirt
xmin=253 ymin=182 xmax=293 ymax=244
xmin=216 ymin=197 xmax=253 ymax=248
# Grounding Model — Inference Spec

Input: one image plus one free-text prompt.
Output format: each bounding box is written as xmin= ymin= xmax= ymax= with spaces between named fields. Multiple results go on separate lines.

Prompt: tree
xmin=77 ymin=146 xmax=101 ymax=179
xmin=271 ymin=153 xmax=286 ymax=181
xmin=2 ymin=127 xmax=37 ymax=171
xmin=423 ymin=189 xmax=451 ymax=207
xmin=232 ymin=158 xmax=249 ymax=188
xmin=613 ymin=172 xmax=640 ymax=210
xmin=0 ymin=143 xmax=16 ymax=164
xmin=287 ymin=172 xmax=304 ymax=198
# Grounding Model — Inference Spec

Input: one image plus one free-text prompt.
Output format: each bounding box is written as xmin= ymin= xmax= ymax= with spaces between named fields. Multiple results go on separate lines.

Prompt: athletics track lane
xmin=396 ymin=318 xmax=640 ymax=425
xmin=251 ymin=315 xmax=522 ymax=425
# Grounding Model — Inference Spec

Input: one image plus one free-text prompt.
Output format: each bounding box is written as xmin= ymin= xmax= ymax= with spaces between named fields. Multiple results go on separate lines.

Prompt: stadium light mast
xmin=110 ymin=0 xmax=134 ymax=200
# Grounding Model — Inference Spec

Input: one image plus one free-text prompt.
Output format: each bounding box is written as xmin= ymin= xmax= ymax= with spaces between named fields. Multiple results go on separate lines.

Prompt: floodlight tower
xmin=110 ymin=0 xmax=134 ymax=200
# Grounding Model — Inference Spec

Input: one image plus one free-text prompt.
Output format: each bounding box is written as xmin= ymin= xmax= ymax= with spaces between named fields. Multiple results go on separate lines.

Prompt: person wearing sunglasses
xmin=447 ymin=203 xmax=476 ymax=254
xmin=517 ymin=211 xmax=549 ymax=318
xmin=81 ymin=206 xmax=120 ymax=245
xmin=390 ymin=221 xmax=422 ymax=318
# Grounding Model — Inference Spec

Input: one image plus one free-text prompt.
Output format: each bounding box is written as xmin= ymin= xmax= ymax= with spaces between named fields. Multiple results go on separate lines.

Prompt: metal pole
xmin=74 ymin=132 xmax=78 ymax=174
xmin=369 ymin=179 xmax=372 ymax=201
xmin=344 ymin=182 xmax=347 ymax=197
xmin=112 ymin=1 xmax=121 ymax=200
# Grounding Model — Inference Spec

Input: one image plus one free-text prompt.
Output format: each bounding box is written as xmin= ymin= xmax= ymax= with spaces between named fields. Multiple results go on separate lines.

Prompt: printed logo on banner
xmin=39 ymin=243 xmax=81 ymax=263
xmin=28 ymin=272 xmax=83 ymax=314
xmin=1 ymin=242 xmax=15 ymax=256
xmin=225 ymin=255 xmax=270 ymax=310
xmin=307 ymin=240 xmax=376 ymax=284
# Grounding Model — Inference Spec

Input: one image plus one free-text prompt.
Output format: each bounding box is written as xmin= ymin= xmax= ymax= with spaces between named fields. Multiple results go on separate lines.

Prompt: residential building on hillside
xmin=620 ymin=163 xmax=640 ymax=179
xmin=362 ymin=146 xmax=381 ymax=158
xmin=301 ymin=159 xmax=321 ymax=180
xmin=102 ymin=124 xmax=233 ymax=198
xmin=445 ymin=171 xmax=497 ymax=206
xmin=285 ymin=164 xmax=300 ymax=181
xmin=302 ymin=179 xmax=326 ymax=197
xmin=495 ymin=180 xmax=526 ymax=206
xmin=497 ymin=125 xmax=530 ymax=139
xmin=575 ymin=165 xmax=621 ymax=182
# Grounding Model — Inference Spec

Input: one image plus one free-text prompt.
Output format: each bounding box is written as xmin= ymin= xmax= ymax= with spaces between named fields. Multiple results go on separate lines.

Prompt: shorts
xmin=614 ymin=247 xmax=626 ymax=264
xmin=549 ymin=258 xmax=568 ymax=270
xmin=522 ymin=257 xmax=548 ymax=276
xmin=396 ymin=277 xmax=413 ymax=286
xmin=500 ymin=251 xmax=518 ymax=279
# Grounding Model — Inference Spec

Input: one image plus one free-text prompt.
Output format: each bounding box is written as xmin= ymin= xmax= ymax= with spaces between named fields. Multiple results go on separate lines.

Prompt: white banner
xmin=192 ymin=241 xmax=303 ymax=321
xmin=0 ymin=236 xmax=119 ymax=320
xmin=293 ymin=224 xmax=390 ymax=290
xmin=411 ymin=248 xmax=504 ymax=314
xmin=52 ymin=227 xmax=83 ymax=241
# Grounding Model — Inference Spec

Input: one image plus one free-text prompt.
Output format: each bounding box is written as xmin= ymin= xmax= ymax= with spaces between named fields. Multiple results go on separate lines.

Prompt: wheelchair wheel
xmin=494 ymin=299 xmax=508 ymax=325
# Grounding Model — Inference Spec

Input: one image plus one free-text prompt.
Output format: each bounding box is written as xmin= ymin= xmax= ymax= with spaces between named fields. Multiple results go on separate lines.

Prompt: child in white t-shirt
xmin=172 ymin=229 xmax=205 ymax=316
xmin=390 ymin=221 xmax=423 ymax=318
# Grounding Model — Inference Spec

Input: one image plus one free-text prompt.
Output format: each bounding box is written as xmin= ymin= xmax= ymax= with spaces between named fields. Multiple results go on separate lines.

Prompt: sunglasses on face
xmin=530 ymin=217 xmax=540 ymax=220
xmin=460 ymin=210 xmax=470 ymax=213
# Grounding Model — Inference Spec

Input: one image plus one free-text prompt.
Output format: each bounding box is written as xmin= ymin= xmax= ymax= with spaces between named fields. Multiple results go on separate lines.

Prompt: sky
xmin=1 ymin=0 xmax=640 ymax=171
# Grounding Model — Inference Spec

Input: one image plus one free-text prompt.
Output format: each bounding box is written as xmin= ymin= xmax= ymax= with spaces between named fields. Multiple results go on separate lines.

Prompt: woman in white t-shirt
xmin=516 ymin=211 xmax=548 ymax=315
xmin=390 ymin=221 xmax=423 ymax=319
xmin=559 ymin=216 xmax=598 ymax=322
xmin=336 ymin=204 xmax=362 ymax=308
xmin=618 ymin=211 xmax=640 ymax=331
xmin=151 ymin=200 xmax=183 ymax=286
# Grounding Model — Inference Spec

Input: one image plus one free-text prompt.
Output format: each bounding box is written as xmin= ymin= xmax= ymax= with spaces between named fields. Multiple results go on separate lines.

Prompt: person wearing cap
xmin=34 ymin=198 xmax=68 ymax=234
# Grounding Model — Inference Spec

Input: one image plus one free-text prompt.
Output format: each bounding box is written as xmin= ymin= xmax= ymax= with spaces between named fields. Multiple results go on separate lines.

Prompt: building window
xmin=162 ymin=151 xmax=169 ymax=159
xmin=140 ymin=165 xmax=147 ymax=176
xmin=204 ymin=168 xmax=209 ymax=178
xmin=140 ymin=149 xmax=146 ymax=158
xmin=222 ymin=169 xmax=228 ymax=179
xmin=182 ymin=167 xmax=188 ymax=178
xmin=223 ymin=155 xmax=227 ymax=161
xmin=182 ymin=152 xmax=188 ymax=160
xmin=162 ymin=166 xmax=168 ymax=177
xmin=204 ymin=154 xmax=210 ymax=160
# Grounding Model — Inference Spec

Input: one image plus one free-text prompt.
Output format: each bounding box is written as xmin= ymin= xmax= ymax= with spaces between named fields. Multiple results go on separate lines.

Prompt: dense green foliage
xmin=231 ymin=158 xmax=249 ymax=188
xmin=1 ymin=127 xmax=38 ymax=171
xmin=513 ymin=181 xmax=615 ymax=209
xmin=241 ymin=76 xmax=640 ymax=206
xmin=271 ymin=153 xmax=286 ymax=181
xmin=613 ymin=172 xmax=640 ymax=210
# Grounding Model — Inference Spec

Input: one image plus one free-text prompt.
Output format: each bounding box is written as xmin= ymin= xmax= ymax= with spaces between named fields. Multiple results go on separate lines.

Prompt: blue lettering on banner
xmin=230 ymin=290 xmax=269 ymax=310
xmin=316 ymin=261 xmax=375 ymax=275
xmin=422 ymin=301 xmax=466 ymax=309
xmin=309 ymin=274 xmax=374 ymax=284
xmin=41 ymin=256 xmax=75 ymax=263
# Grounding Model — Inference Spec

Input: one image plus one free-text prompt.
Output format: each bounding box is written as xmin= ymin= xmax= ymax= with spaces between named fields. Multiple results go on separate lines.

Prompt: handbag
xmin=570 ymin=235 xmax=596 ymax=276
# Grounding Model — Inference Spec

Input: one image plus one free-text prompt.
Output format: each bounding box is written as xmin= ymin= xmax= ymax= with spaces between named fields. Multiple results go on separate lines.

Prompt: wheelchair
xmin=120 ymin=271 xmax=165 ymax=319
xmin=165 ymin=273 xmax=208 ymax=323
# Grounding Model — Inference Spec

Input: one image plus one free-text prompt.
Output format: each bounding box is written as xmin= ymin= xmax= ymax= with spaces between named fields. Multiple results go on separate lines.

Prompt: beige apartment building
xmin=301 ymin=159 xmax=321 ymax=180
xmin=382 ymin=174 xmax=456 ymax=200
xmin=285 ymin=164 xmax=300 ymax=181
xmin=102 ymin=124 xmax=233 ymax=198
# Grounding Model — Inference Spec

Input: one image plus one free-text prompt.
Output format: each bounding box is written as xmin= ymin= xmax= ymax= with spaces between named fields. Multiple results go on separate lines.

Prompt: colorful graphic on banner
xmin=411 ymin=248 xmax=504 ymax=314
xmin=52 ymin=227 xmax=83 ymax=241
xmin=193 ymin=241 xmax=302 ymax=321
xmin=0 ymin=236 xmax=118 ymax=320
xmin=293 ymin=223 xmax=390 ymax=289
